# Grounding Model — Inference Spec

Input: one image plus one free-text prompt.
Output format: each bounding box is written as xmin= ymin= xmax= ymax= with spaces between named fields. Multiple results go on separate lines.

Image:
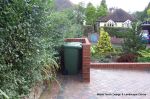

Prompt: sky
xmin=70 ymin=0 xmax=150 ymax=13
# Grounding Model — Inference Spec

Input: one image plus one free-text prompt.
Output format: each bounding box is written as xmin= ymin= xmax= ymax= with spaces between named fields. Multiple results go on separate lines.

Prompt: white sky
xmin=70 ymin=0 xmax=150 ymax=13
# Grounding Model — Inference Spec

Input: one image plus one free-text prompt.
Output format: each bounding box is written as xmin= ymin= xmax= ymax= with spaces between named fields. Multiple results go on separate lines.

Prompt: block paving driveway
xmin=40 ymin=69 xmax=150 ymax=99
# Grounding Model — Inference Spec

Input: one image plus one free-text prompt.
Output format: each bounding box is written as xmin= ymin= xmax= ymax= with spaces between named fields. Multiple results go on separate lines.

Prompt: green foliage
xmin=73 ymin=2 xmax=85 ymax=25
xmin=133 ymin=11 xmax=143 ymax=21
xmin=66 ymin=24 xmax=83 ymax=38
xmin=138 ymin=49 xmax=150 ymax=62
xmin=138 ymin=57 xmax=150 ymax=62
xmin=85 ymin=0 xmax=108 ymax=25
xmin=0 ymin=0 xmax=63 ymax=98
xmin=56 ymin=3 xmax=85 ymax=38
xmin=46 ymin=11 xmax=69 ymax=47
xmin=85 ymin=3 xmax=96 ymax=25
xmin=0 ymin=0 xmax=84 ymax=98
xmin=122 ymin=23 xmax=146 ymax=54
xmin=1 ymin=0 xmax=41 ymax=97
xmin=103 ymin=27 xmax=132 ymax=38
xmin=95 ymin=28 xmax=114 ymax=54
xmin=91 ymin=45 xmax=96 ymax=56
xmin=147 ymin=8 xmax=150 ymax=16
xmin=96 ymin=0 xmax=108 ymax=19
xmin=135 ymin=2 xmax=150 ymax=21
xmin=147 ymin=8 xmax=150 ymax=20
xmin=0 ymin=89 xmax=9 ymax=99
xmin=91 ymin=44 xmax=122 ymax=63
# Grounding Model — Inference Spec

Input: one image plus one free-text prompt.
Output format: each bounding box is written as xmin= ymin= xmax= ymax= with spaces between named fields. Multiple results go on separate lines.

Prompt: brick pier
xmin=65 ymin=38 xmax=91 ymax=82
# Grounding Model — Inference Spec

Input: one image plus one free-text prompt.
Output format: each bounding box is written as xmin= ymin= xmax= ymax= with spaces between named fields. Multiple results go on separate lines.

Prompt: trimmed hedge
xmin=103 ymin=27 xmax=132 ymax=38
xmin=0 ymin=0 xmax=60 ymax=98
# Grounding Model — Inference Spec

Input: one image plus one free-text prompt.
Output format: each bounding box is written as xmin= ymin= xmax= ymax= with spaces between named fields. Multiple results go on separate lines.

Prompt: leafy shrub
xmin=0 ymin=89 xmax=9 ymax=99
xmin=137 ymin=49 xmax=150 ymax=62
xmin=138 ymin=57 xmax=150 ymax=62
xmin=91 ymin=45 xmax=96 ymax=55
xmin=0 ymin=0 xmax=85 ymax=98
xmin=63 ymin=7 xmax=84 ymax=38
xmin=116 ymin=53 xmax=138 ymax=62
xmin=83 ymin=25 xmax=94 ymax=36
xmin=95 ymin=28 xmax=114 ymax=55
xmin=103 ymin=27 xmax=131 ymax=38
xmin=91 ymin=29 xmax=118 ymax=63
xmin=66 ymin=23 xmax=83 ymax=38
xmin=91 ymin=55 xmax=110 ymax=63
xmin=91 ymin=44 xmax=123 ymax=63
xmin=0 ymin=0 xmax=60 ymax=98
xmin=122 ymin=23 xmax=146 ymax=54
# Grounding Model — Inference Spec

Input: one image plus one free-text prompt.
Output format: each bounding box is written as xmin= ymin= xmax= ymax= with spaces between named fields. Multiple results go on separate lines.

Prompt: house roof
xmin=97 ymin=9 xmax=135 ymax=22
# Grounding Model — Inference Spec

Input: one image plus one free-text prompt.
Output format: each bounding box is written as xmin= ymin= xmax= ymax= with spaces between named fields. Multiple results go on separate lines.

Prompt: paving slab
xmin=40 ymin=69 xmax=150 ymax=99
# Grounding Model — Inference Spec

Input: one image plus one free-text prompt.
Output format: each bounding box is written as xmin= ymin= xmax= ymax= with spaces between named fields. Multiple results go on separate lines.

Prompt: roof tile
xmin=98 ymin=9 xmax=135 ymax=22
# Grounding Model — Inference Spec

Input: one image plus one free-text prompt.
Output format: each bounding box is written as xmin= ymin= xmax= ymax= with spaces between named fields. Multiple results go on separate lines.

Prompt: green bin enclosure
xmin=63 ymin=42 xmax=82 ymax=75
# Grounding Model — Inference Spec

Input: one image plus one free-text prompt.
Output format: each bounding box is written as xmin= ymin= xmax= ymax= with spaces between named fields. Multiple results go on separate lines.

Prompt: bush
xmin=62 ymin=7 xmax=84 ymax=38
xmin=91 ymin=45 xmax=96 ymax=55
xmin=138 ymin=49 xmax=150 ymax=62
xmin=95 ymin=28 xmax=114 ymax=55
xmin=116 ymin=53 xmax=138 ymax=62
xmin=0 ymin=0 xmax=60 ymax=98
xmin=122 ymin=23 xmax=146 ymax=54
xmin=0 ymin=0 xmax=85 ymax=98
xmin=83 ymin=25 xmax=94 ymax=36
xmin=103 ymin=27 xmax=131 ymax=38
xmin=91 ymin=44 xmax=123 ymax=63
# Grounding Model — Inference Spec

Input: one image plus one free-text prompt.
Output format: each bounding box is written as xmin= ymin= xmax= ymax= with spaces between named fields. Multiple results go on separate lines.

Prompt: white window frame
xmin=123 ymin=20 xmax=132 ymax=28
xmin=106 ymin=20 xmax=116 ymax=27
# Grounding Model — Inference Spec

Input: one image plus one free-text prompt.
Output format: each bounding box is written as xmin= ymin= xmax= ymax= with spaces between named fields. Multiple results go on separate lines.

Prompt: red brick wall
xmin=65 ymin=38 xmax=85 ymax=43
xmin=91 ymin=63 xmax=150 ymax=70
xmin=65 ymin=38 xmax=91 ymax=82
xmin=65 ymin=38 xmax=150 ymax=83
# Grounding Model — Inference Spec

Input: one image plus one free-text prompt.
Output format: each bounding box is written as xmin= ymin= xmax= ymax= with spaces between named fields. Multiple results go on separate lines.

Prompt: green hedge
xmin=103 ymin=27 xmax=131 ymax=38
xmin=0 ymin=0 xmax=60 ymax=98
xmin=0 ymin=0 xmax=85 ymax=98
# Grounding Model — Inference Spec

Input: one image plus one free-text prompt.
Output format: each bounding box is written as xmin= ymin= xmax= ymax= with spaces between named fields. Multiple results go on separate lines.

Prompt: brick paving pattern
xmin=40 ymin=69 xmax=150 ymax=99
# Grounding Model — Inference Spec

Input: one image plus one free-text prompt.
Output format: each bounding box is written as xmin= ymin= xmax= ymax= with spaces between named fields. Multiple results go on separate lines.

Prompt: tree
xmin=74 ymin=2 xmax=85 ymax=25
xmin=133 ymin=11 xmax=143 ymax=21
xmin=147 ymin=8 xmax=150 ymax=20
xmin=147 ymin=8 xmax=150 ymax=16
xmin=136 ymin=2 xmax=150 ymax=21
xmin=62 ymin=3 xmax=85 ymax=38
xmin=95 ymin=28 xmax=114 ymax=54
xmin=122 ymin=23 xmax=146 ymax=54
xmin=96 ymin=0 xmax=108 ymax=19
xmin=85 ymin=3 xmax=96 ymax=25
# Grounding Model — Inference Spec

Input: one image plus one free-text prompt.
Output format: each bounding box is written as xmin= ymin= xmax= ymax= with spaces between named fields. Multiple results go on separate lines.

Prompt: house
xmin=96 ymin=9 xmax=135 ymax=28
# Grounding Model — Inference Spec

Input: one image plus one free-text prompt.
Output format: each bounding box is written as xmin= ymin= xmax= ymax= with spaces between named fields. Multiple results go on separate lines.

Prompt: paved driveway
xmin=40 ymin=69 xmax=150 ymax=99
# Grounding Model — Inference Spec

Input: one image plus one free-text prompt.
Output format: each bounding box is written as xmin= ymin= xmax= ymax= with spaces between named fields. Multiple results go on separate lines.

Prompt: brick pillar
xmin=65 ymin=38 xmax=91 ymax=82
xmin=82 ymin=43 xmax=90 ymax=82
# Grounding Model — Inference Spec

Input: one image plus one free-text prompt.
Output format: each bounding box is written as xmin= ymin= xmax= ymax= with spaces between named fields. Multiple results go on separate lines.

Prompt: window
xmin=123 ymin=20 xmax=131 ymax=28
xmin=106 ymin=20 xmax=115 ymax=27
xmin=104 ymin=24 xmax=106 ymax=26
